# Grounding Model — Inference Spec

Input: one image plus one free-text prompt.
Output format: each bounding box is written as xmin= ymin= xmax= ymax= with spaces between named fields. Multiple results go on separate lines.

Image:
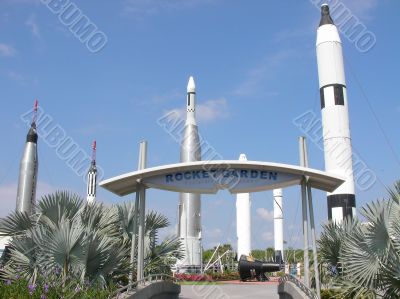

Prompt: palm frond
xmin=0 ymin=211 xmax=34 ymax=237
xmin=318 ymin=221 xmax=342 ymax=266
xmin=35 ymin=216 xmax=85 ymax=277
xmin=387 ymin=180 xmax=400 ymax=204
xmin=37 ymin=191 xmax=83 ymax=228
xmin=145 ymin=236 xmax=183 ymax=275
xmin=335 ymin=278 xmax=378 ymax=299
xmin=79 ymin=231 xmax=128 ymax=285
xmin=80 ymin=203 xmax=119 ymax=238
xmin=341 ymin=221 xmax=380 ymax=289
xmin=116 ymin=201 xmax=136 ymax=241
xmin=145 ymin=211 xmax=169 ymax=251
xmin=380 ymin=249 xmax=400 ymax=297
xmin=1 ymin=235 xmax=38 ymax=282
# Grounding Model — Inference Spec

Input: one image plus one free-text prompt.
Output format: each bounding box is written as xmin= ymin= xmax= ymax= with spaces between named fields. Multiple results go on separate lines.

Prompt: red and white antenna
xmin=91 ymin=140 xmax=96 ymax=164
xmin=32 ymin=99 xmax=38 ymax=124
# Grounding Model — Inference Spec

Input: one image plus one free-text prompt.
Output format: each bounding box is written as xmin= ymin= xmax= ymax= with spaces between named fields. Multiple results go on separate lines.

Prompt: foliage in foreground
xmin=0 ymin=278 xmax=114 ymax=299
xmin=0 ymin=191 xmax=183 ymax=292
xmin=318 ymin=181 xmax=400 ymax=298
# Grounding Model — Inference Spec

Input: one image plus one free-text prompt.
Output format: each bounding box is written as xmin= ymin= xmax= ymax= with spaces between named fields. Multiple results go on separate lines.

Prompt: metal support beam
xmin=307 ymin=184 xmax=321 ymax=298
xmin=129 ymin=190 xmax=140 ymax=285
xmin=136 ymin=141 xmax=147 ymax=283
xmin=299 ymin=136 xmax=310 ymax=288
xmin=303 ymin=138 xmax=321 ymax=298
xmin=137 ymin=186 xmax=146 ymax=282
xmin=303 ymin=139 xmax=321 ymax=298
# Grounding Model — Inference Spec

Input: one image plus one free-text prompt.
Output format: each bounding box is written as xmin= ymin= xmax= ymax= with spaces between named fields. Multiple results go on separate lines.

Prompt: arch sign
xmin=100 ymin=160 xmax=344 ymax=196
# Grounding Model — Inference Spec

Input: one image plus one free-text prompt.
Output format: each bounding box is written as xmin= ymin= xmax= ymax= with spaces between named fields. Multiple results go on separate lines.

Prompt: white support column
xmin=273 ymin=188 xmax=284 ymax=263
xmin=236 ymin=153 xmax=251 ymax=260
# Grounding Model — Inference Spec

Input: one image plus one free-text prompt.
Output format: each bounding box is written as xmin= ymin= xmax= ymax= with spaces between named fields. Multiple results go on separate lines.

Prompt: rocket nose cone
xmin=187 ymin=76 xmax=196 ymax=93
xmin=26 ymin=123 xmax=38 ymax=143
xmin=319 ymin=4 xmax=334 ymax=26
xmin=239 ymin=153 xmax=247 ymax=161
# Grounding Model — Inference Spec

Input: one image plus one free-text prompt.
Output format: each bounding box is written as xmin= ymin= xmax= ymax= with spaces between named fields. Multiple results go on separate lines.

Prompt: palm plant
xmin=115 ymin=202 xmax=184 ymax=277
xmin=0 ymin=191 xmax=183 ymax=288
xmin=318 ymin=181 xmax=400 ymax=298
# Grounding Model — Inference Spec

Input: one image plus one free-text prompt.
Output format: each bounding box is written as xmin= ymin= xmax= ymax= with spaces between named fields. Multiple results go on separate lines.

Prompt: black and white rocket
xmin=316 ymin=4 xmax=356 ymax=222
xmin=177 ymin=76 xmax=202 ymax=272
xmin=86 ymin=140 xmax=97 ymax=204
xmin=16 ymin=100 xmax=39 ymax=215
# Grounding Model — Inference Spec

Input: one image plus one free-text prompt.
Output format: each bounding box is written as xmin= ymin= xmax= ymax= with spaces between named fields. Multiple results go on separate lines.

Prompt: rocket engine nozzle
xmin=238 ymin=255 xmax=282 ymax=282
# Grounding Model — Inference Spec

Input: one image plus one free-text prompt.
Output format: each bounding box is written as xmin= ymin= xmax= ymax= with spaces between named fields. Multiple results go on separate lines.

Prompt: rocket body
xmin=177 ymin=77 xmax=202 ymax=272
xmin=86 ymin=141 xmax=97 ymax=204
xmin=316 ymin=5 xmax=356 ymax=222
xmin=16 ymin=124 xmax=38 ymax=215
xmin=273 ymin=189 xmax=284 ymax=263
xmin=86 ymin=163 xmax=97 ymax=204
xmin=236 ymin=154 xmax=251 ymax=261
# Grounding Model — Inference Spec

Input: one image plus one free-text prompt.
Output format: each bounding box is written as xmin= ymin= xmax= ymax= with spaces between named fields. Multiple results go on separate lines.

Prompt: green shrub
xmin=0 ymin=278 xmax=115 ymax=299
xmin=320 ymin=289 xmax=340 ymax=299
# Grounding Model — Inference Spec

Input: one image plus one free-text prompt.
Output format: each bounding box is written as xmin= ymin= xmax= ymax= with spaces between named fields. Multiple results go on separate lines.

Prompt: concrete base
xmin=126 ymin=281 xmax=181 ymax=299
xmin=277 ymin=281 xmax=309 ymax=299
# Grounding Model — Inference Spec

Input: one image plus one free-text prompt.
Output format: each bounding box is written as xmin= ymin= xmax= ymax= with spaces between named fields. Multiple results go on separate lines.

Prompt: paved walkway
xmin=180 ymin=281 xmax=279 ymax=299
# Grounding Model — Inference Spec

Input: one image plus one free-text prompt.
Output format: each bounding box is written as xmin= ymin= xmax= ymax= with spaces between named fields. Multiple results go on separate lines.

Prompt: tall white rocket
xmin=16 ymin=100 xmax=39 ymax=215
xmin=177 ymin=76 xmax=202 ymax=272
xmin=236 ymin=154 xmax=251 ymax=260
xmin=86 ymin=140 xmax=97 ymax=204
xmin=273 ymin=189 xmax=284 ymax=263
xmin=316 ymin=4 xmax=356 ymax=223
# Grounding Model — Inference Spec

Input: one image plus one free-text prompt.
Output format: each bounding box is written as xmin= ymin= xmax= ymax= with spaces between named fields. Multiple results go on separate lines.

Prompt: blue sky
xmin=0 ymin=0 xmax=399 ymax=250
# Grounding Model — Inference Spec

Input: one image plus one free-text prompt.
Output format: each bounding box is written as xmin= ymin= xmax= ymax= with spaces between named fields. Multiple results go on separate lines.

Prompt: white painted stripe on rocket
xmin=332 ymin=207 xmax=343 ymax=224
xmin=316 ymin=24 xmax=345 ymax=87
xmin=236 ymin=153 xmax=251 ymax=260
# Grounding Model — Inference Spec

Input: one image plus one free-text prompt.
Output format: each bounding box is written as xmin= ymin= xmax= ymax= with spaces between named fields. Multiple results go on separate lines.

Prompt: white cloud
xmin=233 ymin=50 xmax=294 ymax=96
xmin=0 ymin=43 xmax=15 ymax=57
xmin=4 ymin=71 xmax=38 ymax=86
xmin=262 ymin=231 xmax=274 ymax=241
xmin=256 ymin=207 xmax=274 ymax=222
xmin=25 ymin=14 xmax=40 ymax=38
xmin=6 ymin=71 xmax=24 ymax=83
xmin=0 ymin=181 xmax=56 ymax=218
xmin=205 ymin=227 xmax=223 ymax=238
xmin=163 ymin=97 xmax=229 ymax=124
xmin=123 ymin=0 xmax=219 ymax=18
xmin=343 ymin=0 xmax=378 ymax=18
xmin=4 ymin=0 xmax=40 ymax=3
xmin=149 ymin=89 xmax=183 ymax=105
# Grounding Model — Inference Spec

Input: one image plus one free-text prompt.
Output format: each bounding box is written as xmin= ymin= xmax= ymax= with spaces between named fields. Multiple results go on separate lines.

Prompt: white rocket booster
xmin=177 ymin=76 xmax=202 ymax=272
xmin=16 ymin=100 xmax=39 ymax=215
xmin=316 ymin=4 xmax=356 ymax=222
xmin=86 ymin=140 xmax=97 ymax=204
xmin=273 ymin=189 xmax=284 ymax=263
xmin=236 ymin=154 xmax=251 ymax=260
